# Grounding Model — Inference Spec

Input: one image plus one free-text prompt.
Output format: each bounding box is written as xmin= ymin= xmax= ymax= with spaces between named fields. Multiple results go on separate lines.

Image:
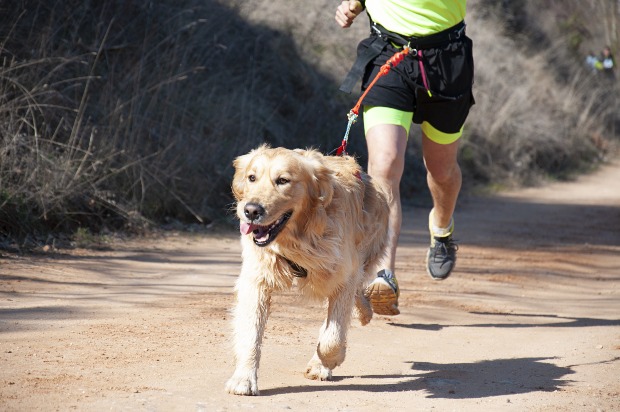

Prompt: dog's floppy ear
xmin=231 ymin=153 xmax=251 ymax=201
xmin=300 ymin=150 xmax=334 ymax=207
xmin=231 ymin=146 xmax=266 ymax=200
xmin=314 ymin=164 xmax=334 ymax=207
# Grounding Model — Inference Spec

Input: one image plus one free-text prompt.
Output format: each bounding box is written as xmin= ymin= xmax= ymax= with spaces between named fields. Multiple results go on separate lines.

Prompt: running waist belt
xmin=339 ymin=20 xmax=466 ymax=94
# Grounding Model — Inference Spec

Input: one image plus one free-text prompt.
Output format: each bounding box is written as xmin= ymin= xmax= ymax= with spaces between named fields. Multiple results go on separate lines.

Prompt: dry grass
xmin=0 ymin=0 xmax=357 ymax=246
xmin=463 ymin=0 xmax=618 ymax=187
xmin=0 ymin=0 xmax=618 ymax=246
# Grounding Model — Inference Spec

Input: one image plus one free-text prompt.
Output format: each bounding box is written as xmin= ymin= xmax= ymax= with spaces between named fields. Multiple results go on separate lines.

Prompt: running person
xmin=335 ymin=0 xmax=475 ymax=315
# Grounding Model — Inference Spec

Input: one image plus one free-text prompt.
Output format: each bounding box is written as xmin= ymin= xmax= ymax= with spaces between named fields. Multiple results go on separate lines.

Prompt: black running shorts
xmin=358 ymin=33 xmax=475 ymax=136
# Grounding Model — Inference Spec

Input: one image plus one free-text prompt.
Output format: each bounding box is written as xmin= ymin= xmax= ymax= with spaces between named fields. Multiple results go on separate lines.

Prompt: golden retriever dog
xmin=225 ymin=145 xmax=389 ymax=396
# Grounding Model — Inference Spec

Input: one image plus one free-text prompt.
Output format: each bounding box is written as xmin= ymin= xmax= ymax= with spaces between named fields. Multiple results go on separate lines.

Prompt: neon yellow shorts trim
xmin=364 ymin=106 xmax=413 ymax=136
xmin=363 ymin=106 xmax=463 ymax=144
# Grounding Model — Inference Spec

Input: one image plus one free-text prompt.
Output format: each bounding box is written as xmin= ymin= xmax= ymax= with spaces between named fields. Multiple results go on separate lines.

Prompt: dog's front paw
xmin=304 ymin=358 xmax=332 ymax=381
xmin=225 ymin=371 xmax=259 ymax=396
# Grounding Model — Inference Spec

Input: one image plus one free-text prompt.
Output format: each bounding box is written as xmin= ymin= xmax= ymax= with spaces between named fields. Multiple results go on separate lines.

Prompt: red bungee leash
xmin=333 ymin=46 xmax=412 ymax=156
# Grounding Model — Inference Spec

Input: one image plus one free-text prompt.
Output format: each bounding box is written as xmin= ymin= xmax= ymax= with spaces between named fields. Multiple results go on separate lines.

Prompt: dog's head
xmin=232 ymin=145 xmax=334 ymax=247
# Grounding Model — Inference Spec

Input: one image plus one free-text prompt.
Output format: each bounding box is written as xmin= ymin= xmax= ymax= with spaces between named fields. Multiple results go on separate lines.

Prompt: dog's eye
xmin=275 ymin=177 xmax=290 ymax=186
xmin=248 ymin=175 xmax=256 ymax=183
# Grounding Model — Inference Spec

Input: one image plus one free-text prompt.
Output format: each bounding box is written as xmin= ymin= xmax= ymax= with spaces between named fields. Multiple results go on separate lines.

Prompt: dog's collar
xmin=282 ymin=257 xmax=308 ymax=278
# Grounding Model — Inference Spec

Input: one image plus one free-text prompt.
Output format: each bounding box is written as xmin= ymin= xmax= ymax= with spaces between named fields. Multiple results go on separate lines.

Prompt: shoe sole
xmin=364 ymin=280 xmax=400 ymax=316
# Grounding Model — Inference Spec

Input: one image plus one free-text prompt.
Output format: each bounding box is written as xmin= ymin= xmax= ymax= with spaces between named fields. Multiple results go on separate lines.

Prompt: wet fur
xmin=225 ymin=145 xmax=389 ymax=395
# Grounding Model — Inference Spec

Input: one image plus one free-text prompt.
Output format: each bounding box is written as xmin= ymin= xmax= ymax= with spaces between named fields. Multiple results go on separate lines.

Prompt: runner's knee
xmin=426 ymin=160 xmax=461 ymax=184
xmin=368 ymin=152 xmax=403 ymax=184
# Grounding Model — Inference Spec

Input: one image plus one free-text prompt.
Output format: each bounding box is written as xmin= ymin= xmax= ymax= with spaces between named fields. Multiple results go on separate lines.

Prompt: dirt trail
xmin=1 ymin=161 xmax=619 ymax=411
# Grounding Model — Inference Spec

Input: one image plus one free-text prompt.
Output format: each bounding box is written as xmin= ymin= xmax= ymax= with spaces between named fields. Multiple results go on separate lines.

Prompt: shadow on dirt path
xmin=263 ymin=356 xmax=576 ymax=398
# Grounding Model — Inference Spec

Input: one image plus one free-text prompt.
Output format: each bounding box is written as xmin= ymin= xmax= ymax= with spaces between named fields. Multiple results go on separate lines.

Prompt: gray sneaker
xmin=426 ymin=235 xmax=458 ymax=280
xmin=364 ymin=269 xmax=400 ymax=316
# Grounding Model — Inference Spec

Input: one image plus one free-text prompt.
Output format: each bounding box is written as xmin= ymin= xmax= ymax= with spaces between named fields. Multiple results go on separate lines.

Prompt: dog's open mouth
xmin=239 ymin=211 xmax=292 ymax=247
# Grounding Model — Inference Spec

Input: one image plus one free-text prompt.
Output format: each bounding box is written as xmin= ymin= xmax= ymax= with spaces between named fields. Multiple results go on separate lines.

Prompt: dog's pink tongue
xmin=240 ymin=222 xmax=254 ymax=235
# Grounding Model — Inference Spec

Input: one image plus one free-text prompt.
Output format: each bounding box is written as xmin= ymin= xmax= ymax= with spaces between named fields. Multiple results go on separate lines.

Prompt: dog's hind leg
xmin=354 ymin=260 xmax=377 ymax=325
xmin=225 ymin=273 xmax=271 ymax=396
xmin=354 ymin=291 xmax=373 ymax=326
xmin=304 ymin=277 xmax=357 ymax=380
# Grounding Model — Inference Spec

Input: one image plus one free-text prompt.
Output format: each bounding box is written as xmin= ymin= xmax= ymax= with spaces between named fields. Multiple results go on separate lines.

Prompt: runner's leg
xmin=422 ymin=133 xmax=461 ymax=228
xmin=366 ymin=123 xmax=407 ymax=272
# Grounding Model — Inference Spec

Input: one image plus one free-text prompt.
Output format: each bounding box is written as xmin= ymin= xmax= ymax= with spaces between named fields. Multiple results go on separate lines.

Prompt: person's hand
xmin=335 ymin=0 xmax=364 ymax=28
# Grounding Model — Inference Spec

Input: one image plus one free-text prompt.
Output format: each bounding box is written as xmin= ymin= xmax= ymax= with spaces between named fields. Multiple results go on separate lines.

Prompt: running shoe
xmin=364 ymin=269 xmax=400 ymax=316
xmin=426 ymin=233 xmax=458 ymax=280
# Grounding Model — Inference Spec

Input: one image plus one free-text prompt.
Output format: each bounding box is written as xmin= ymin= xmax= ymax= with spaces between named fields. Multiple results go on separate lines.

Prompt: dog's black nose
xmin=244 ymin=203 xmax=265 ymax=221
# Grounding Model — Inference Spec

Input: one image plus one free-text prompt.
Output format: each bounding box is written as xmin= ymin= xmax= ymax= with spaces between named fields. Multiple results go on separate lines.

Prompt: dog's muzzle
xmin=239 ymin=207 xmax=292 ymax=247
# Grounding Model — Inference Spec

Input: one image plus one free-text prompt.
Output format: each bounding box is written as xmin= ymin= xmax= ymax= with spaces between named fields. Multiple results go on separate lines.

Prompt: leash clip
xmin=335 ymin=110 xmax=358 ymax=156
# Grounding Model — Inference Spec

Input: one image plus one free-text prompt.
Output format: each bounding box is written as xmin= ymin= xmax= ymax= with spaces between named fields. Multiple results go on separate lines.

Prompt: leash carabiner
xmin=332 ymin=110 xmax=358 ymax=156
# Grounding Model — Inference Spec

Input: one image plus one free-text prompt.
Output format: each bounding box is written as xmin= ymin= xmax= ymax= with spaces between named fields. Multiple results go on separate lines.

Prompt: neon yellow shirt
xmin=365 ymin=0 xmax=466 ymax=37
